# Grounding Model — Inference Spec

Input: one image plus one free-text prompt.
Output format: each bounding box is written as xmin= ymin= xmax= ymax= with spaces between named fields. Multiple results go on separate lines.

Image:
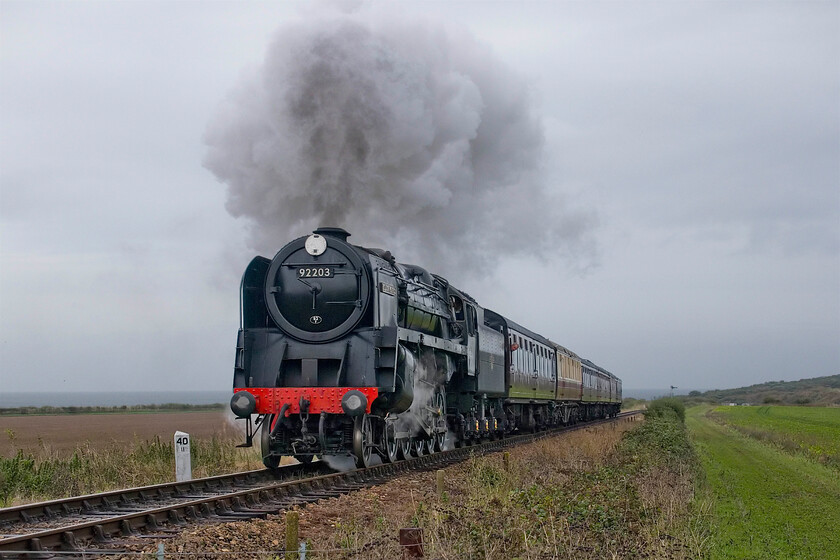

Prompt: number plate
xmin=298 ymin=267 xmax=333 ymax=278
xmin=379 ymin=282 xmax=397 ymax=296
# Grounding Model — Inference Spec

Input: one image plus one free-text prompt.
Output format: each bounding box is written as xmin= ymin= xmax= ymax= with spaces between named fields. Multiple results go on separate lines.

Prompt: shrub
xmin=645 ymin=397 xmax=686 ymax=422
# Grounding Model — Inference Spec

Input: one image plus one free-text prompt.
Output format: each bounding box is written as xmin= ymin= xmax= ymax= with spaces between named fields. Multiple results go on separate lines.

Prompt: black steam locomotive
xmin=230 ymin=228 xmax=621 ymax=468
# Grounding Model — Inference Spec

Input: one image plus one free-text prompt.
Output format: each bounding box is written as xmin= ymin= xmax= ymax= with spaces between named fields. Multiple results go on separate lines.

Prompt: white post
xmin=174 ymin=431 xmax=192 ymax=482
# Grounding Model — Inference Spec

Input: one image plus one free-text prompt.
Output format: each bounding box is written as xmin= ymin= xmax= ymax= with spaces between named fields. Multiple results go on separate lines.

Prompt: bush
xmin=645 ymin=397 xmax=686 ymax=423
xmin=622 ymin=414 xmax=695 ymax=464
xmin=621 ymin=397 xmax=646 ymax=410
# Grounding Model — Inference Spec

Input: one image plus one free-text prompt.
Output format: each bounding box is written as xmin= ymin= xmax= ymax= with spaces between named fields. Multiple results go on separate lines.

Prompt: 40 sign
xmin=174 ymin=431 xmax=192 ymax=482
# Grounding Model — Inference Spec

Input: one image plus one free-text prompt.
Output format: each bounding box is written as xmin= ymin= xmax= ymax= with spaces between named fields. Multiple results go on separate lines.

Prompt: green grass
xmin=709 ymin=405 xmax=840 ymax=468
xmin=687 ymin=406 xmax=840 ymax=559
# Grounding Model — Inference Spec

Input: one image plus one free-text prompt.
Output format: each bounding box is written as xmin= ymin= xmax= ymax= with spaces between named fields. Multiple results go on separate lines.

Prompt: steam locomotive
xmin=230 ymin=228 xmax=621 ymax=468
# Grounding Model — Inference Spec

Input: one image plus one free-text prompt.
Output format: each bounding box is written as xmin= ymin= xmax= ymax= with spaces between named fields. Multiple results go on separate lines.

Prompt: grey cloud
xmin=204 ymin=13 xmax=595 ymax=278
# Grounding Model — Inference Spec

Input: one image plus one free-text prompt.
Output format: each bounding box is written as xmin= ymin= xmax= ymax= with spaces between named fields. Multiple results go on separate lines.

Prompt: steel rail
xmin=0 ymin=411 xmax=641 ymax=558
xmin=0 ymin=462 xmax=326 ymax=529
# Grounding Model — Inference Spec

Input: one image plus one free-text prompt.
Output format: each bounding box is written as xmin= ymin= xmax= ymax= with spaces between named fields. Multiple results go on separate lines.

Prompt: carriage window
xmin=514 ymin=336 xmax=519 ymax=371
xmin=530 ymin=341 xmax=535 ymax=372
xmin=526 ymin=340 xmax=530 ymax=371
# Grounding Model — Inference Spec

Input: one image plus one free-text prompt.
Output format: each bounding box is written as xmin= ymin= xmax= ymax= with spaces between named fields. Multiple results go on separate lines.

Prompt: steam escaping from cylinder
xmin=204 ymin=5 xmax=593 ymax=277
xmin=393 ymin=348 xmax=441 ymax=441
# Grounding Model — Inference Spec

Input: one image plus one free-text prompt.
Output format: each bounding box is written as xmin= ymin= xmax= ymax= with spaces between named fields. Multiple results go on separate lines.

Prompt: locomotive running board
xmin=397 ymin=327 xmax=467 ymax=355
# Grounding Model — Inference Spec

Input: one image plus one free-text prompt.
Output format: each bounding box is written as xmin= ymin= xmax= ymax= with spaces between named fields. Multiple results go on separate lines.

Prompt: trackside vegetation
xmin=688 ymin=406 xmax=840 ymax=559
xmin=0 ymin=435 xmax=263 ymax=507
xmin=643 ymin=397 xmax=686 ymax=422
xmin=246 ymin=411 xmax=709 ymax=559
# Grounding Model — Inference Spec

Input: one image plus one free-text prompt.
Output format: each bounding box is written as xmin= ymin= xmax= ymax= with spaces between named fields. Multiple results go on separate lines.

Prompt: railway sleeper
xmin=60 ymin=531 xmax=80 ymax=552
xmin=145 ymin=514 xmax=162 ymax=531
xmin=13 ymin=537 xmax=52 ymax=560
xmin=92 ymin=524 xmax=114 ymax=544
xmin=119 ymin=519 xmax=139 ymax=537
xmin=167 ymin=510 xmax=187 ymax=526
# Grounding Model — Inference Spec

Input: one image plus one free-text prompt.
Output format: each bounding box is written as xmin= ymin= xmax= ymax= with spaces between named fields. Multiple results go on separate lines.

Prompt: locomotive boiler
xmin=230 ymin=228 xmax=621 ymax=468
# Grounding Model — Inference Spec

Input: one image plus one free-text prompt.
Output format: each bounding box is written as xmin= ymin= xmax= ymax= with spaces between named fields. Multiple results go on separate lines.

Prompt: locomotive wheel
xmin=410 ymin=437 xmax=426 ymax=457
xmin=434 ymin=432 xmax=447 ymax=451
xmin=398 ymin=437 xmax=411 ymax=460
xmin=432 ymin=392 xmax=446 ymax=452
xmin=296 ymin=454 xmax=315 ymax=464
xmin=427 ymin=438 xmax=437 ymax=454
xmin=353 ymin=415 xmax=374 ymax=468
xmin=381 ymin=422 xmax=399 ymax=463
xmin=260 ymin=414 xmax=281 ymax=470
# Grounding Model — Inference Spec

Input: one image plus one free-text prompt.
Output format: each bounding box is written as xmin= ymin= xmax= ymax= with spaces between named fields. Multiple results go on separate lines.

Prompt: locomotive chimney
xmin=313 ymin=227 xmax=350 ymax=242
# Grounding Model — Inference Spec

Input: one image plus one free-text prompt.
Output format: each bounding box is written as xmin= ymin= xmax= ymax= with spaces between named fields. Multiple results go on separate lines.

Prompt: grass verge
xmin=0 ymin=435 xmax=263 ymax=506
xmin=259 ymin=415 xmax=708 ymax=559
xmin=687 ymin=406 xmax=840 ymax=559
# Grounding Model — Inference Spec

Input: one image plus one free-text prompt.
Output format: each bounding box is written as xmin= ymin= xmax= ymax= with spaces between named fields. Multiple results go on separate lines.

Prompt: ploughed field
xmin=1 ymin=411 xmax=242 ymax=456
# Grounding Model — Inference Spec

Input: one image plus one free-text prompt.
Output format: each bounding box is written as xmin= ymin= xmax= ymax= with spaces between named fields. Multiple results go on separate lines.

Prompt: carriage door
xmin=465 ymin=303 xmax=478 ymax=376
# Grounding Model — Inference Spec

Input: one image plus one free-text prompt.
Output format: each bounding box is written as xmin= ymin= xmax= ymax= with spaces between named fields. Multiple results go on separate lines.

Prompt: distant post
xmin=286 ymin=511 xmax=300 ymax=560
xmin=174 ymin=431 xmax=192 ymax=482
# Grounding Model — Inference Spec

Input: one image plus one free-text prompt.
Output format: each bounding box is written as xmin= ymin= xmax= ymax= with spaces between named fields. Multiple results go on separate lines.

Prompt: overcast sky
xmin=1 ymin=1 xmax=837 ymax=398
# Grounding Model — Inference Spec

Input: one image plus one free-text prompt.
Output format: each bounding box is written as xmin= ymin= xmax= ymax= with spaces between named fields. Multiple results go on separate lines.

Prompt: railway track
xmin=0 ymin=411 xmax=640 ymax=558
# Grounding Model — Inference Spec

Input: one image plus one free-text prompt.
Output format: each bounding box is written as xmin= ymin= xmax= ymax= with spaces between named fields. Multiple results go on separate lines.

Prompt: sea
xmin=0 ymin=391 xmax=231 ymax=408
xmin=622 ymin=388 xmax=688 ymax=400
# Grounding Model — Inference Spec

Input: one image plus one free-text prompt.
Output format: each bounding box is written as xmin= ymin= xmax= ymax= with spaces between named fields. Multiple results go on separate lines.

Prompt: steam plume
xmin=205 ymin=8 xmax=592 ymax=277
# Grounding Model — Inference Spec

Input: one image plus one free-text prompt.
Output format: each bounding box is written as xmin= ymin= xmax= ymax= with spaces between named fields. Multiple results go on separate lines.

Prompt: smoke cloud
xmin=204 ymin=7 xmax=592 ymax=278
